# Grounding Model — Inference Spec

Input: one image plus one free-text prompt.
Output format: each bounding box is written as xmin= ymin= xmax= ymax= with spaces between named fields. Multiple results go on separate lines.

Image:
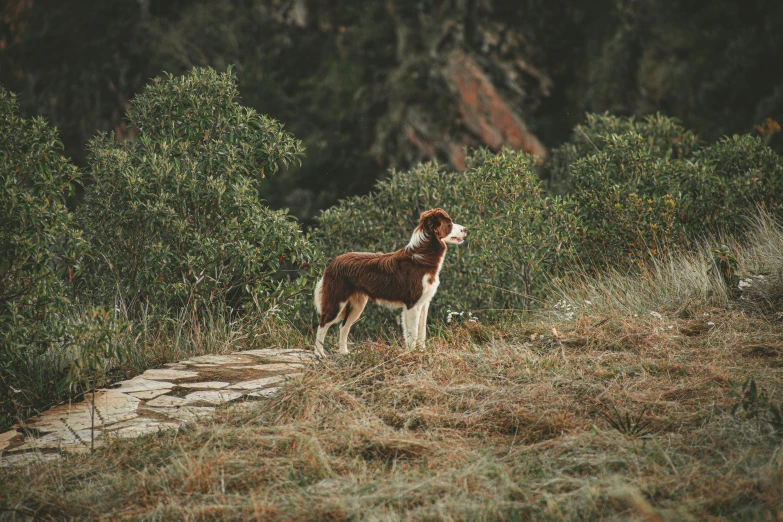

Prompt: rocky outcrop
xmin=446 ymin=52 xmax=547 ymax=163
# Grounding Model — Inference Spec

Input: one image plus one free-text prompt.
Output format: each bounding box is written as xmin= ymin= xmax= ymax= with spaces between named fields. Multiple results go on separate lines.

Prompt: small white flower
xmin=707 ymin=321 xmax=715 ymax=327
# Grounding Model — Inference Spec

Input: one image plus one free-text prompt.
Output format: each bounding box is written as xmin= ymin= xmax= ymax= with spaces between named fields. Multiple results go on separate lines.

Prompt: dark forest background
xmin=2 ymin=0 xmax=782 ymax=220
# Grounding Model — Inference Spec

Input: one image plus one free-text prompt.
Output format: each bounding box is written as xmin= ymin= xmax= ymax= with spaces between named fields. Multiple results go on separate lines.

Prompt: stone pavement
xmin=0 ymin=348 xmax=313 ymax=467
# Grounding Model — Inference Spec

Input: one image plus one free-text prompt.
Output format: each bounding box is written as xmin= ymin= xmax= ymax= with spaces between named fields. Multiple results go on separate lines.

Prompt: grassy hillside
xmin=3 ymin=220 xmax=782 ymax=521
xmin=2 ymin=315 xmax=780 ymax=519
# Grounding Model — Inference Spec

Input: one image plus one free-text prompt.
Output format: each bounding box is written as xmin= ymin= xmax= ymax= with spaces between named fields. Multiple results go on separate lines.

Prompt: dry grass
xmin=3 ymin=216 xmax=783 ymax=520
xmin=546 ymin=213 xmax=783 ymax=322
xmin=2 ymin=309 xmax=782 ymax=521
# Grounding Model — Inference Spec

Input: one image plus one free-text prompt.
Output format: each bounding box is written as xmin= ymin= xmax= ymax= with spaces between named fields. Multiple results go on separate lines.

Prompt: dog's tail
xmin=314 ymin=277 xmax=324 ymax=315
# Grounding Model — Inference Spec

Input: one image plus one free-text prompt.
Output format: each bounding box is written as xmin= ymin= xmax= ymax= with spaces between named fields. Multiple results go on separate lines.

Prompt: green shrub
xmin=77 ymin=67 xmax=322 ymax=319
xmin=568 ymin=132 xmax=687 ymax=265
xmin=462 ymin=149 xmax=579 ymax=311
xmin=559 ymin=114 xmax=783 ymax=268
xmin=546 ymin=113 xmax=699 ymax=195
xmin=0 ymin=87 xmax=88 ymax=425
xmin=682 ymin=134 xmax=783 ymax=235
xmin=313 ymin=149 xmax=578 ymax=333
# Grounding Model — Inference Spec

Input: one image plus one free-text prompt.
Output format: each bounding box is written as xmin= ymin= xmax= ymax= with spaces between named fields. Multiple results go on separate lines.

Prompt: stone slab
xmin=126 ymin=389 xmax=172 ymax=400
xmin=11 ymin=428 xmax=98 ymax=452
xmin=104 ymin=417 xmax=159 ymax=430
xmin=227 ymin=375 xmax=286 ymax=390
xmin=139 ymin=369 xmax=200 ymax=381
xmin=228 ymin=363 xmax=304 ymax=372
xmin=179 ymin=354 xmax=255 ymax=365
xmin=240 ymin=349 xmax=314 ymax=360
xmin=105 ymin=420 xmax=178 ymax=439
xmin=182 ymin=390 xmax=244 ymax=405
xmin=113 ymin=378 xmax=175 ymax=394
xmin=23 ymin=392 xmax=141 ymax=433
xmin=262 ymin=355 xmax=313 ymax=364
xmin=0 ymin=429 xmax=19 ymax=452
xmin=144 ymin=406 xmax=215 ymax=423
xmin=177 ymin=381 xmax=230 ymax=390
xmin=247 ymin=387 xmax=282 ymax=398
xmin=237 ymin=348 xmax=286 ymax=357
xmin=0 ymin=452 xmax=62 ymax=468
xmin=146 ymin=395 xmax=187 ymax=408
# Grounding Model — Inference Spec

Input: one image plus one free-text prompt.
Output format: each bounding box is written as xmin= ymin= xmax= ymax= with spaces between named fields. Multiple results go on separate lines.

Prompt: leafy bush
xmin=682 ymin=134 xmax=783 ymax=235
xmin=568 ymin=132 xmax=687 ymax=264
xmin=77 ymin=67 xmax=322 ymax=319
xmin=313 ymin=149 xmax=578 ymax=332
xmin=545 ymin=113 xmax=700 ymax=195
xmin=0 ymin=87 xmax=87 ymax=425
xmin=462 ymin=150 xmax=579 ymax=310
xmin=557 ymin=114 xmax=783 ymax=267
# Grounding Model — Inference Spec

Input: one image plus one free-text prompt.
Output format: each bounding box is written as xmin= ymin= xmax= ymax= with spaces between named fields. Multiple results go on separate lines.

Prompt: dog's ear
xmin=422 ymin=212 xmax=442 ymax=234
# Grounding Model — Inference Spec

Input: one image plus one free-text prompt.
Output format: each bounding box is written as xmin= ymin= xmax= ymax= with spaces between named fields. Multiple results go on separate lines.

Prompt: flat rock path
xmin=0 ymin=348 xmax=313 ymax=467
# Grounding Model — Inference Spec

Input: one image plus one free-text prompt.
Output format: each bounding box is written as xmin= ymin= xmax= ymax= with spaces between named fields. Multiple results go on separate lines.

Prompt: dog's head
xmin=419 ymin=208 xmax=467 ymax=245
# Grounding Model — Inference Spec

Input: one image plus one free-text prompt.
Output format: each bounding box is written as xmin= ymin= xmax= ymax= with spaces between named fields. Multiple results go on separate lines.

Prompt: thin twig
xmin=576 ymin=124 xmax=601 ymax=152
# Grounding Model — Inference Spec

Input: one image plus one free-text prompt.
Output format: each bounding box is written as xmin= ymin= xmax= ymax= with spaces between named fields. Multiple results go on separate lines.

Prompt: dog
xmin=313 ymin=208 xmax=467 ymax=357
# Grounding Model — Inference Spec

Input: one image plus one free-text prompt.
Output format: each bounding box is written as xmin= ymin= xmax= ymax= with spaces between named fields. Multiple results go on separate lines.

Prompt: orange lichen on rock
xmin=446 ymin=51 xmax=547 ymax=159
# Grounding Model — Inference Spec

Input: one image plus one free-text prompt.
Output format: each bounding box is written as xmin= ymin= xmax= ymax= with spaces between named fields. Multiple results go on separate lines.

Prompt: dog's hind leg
xmin=338 ymin=294 xmax=368 ymax=354
xmin=315 ymin=302 xmax=347 ymax=358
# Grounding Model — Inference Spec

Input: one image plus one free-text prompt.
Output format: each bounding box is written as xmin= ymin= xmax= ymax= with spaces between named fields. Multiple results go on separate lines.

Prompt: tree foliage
xmin=0 ymin=86 xmax=87 ymax=422
xmin=565 ymin=115 xmax=783 ymax=266
xmin=77 ymin=67 xmax=321 ymax=318
xmin=546 ymin=113 xmax=700 ymax=194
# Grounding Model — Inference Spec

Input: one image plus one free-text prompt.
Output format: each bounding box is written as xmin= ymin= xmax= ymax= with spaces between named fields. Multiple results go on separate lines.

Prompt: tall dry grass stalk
xmin=546 ymin=211 xmax=783 ymax=321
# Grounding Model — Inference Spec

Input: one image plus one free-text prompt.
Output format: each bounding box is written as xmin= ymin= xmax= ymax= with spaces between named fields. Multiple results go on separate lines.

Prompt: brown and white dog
xmin=314 ymin=208 xmax=467 ymax=357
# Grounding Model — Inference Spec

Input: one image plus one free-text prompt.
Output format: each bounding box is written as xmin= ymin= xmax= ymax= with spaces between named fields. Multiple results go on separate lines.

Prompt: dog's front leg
xmin=403 ymin=307 xmax=420 ymax=348
xmin=400 ymin=309 xmax=408 ymax=345
xmin=416 ymin=303 xmax=430 ymax=348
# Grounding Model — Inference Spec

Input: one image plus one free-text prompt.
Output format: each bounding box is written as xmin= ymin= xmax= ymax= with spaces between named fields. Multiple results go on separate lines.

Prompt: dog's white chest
xmin=419 ymin=272 xmax=440 ymax=305
xmin=418 ymin=255 xmax=445 ymax=305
